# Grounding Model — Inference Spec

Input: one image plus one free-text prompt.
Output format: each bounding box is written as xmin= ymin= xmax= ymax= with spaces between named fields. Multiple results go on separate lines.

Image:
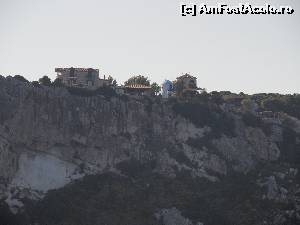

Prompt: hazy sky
xmin=0 ymin=0 xmax=299 ymax=94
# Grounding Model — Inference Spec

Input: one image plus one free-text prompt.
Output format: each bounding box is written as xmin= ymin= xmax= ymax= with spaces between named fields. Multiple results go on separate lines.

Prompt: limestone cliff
xmin=0 ymin=76 xmax=299 ymax=225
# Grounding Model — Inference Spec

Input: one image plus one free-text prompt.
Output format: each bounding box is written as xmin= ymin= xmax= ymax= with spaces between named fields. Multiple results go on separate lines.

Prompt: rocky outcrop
xmin=212 ymin=126 xmax=280 ymax=173
xmin=0 ymin=76 xmax=299 ymax=225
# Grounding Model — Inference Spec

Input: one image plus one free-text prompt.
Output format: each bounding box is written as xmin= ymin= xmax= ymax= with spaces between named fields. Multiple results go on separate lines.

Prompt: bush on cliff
xmin=67 ymin=86 xmax=117 ymax=98
xmin=13 ymin=75 xmax=29 ymax=83
xmin=39 ymin=75 xmax=52 ymax=86
xmin=251 ymin=94 xmax=300 ymax=119
xmin=172 ymin=100 xmax=235 ymax=137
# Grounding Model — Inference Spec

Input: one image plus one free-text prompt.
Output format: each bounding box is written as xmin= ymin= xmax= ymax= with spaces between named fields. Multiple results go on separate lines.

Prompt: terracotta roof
xmin=124 ymin=84 xmax=151 ymax=89
xmin=177 ymin=73 xmax=196 ymax=80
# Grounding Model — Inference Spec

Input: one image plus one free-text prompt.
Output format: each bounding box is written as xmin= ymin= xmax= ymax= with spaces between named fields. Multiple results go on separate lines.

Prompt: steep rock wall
xmin=0 ymin=76 xmax=299 ymax=225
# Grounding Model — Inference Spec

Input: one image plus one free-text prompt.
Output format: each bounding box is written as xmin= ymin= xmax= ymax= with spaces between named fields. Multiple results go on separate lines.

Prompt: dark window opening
xmin=70 ymin=67 xmax=75 ymax=77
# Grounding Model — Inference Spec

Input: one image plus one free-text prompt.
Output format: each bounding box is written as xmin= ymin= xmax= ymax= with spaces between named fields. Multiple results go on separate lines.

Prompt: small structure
xmin=162 ymin=80 xmax=173 ymax=99
xmin=123 ymin=84 xmax=153 ymax=96
xmin=174 ymin=73 xmax=198 ymax=97
xmin=55 ymin=67 xmax=110 ymax=89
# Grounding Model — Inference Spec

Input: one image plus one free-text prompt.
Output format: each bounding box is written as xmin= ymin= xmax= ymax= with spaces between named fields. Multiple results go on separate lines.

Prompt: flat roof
xmin=55 ymin=68 xmax=99 ymax=72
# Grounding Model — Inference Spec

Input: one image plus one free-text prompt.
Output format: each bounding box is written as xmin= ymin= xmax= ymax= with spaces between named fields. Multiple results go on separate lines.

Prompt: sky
xmin=0 ymin=0 xmax=299 ymax=94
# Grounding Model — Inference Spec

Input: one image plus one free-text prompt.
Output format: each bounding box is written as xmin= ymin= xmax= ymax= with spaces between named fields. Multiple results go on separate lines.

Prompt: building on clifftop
xmin=55 ymin=67 xmax=110 ymax=89
xmin=123 ymin=84 xmax=153 ymax=96
xmin=173 ymin=73 xmax=199 ymax=97
xmin=162 ymin=80 xmax=173 ymax=99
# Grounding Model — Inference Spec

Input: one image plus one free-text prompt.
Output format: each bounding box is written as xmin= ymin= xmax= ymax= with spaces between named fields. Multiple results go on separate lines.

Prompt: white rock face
xmin=212 ymin=126 xmax=280 ymax=173
xmin=174 ymin=118 xmax=209 ymax=142
xmin=10 ymin=152 xmax=79 ymax=192
xmin=4 ymin=151 xmax=83 ymax=213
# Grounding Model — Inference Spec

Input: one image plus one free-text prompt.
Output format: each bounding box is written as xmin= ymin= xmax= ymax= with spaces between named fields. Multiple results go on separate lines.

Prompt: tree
xmin=107 ymin=75 xmax=117 ymax=87
xmin=13 ymin=75 xmax=29 ymax=83
xmin=39 ymin=76 xmax=51 ymax=86
xmin=124 ymin=75 xmax=150 ymax=86
xmin=151 ymin=82 xmax=161 ymax=95
xmin=52 ymin=78 xmax=64 ymax=87
xmin=173 ymin=80 xmax=184 ymax=97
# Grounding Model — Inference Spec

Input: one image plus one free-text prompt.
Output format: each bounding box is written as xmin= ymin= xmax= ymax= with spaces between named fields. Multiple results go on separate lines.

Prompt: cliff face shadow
xmin=0 ymin=203 xmax=23 ymax=225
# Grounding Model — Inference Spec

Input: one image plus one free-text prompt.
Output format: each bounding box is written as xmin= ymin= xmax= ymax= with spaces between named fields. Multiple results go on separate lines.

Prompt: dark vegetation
xmin=13 ymin=75 xmax=29 ymax=83
xmin=172 ymin=98 xmax=235 ymax=137
xmin=278 ymin=127 xmax=300 ymax=164
xmin=182 ymin=92 xmax=300 ymax=121
xmin=0 ymin=203 xmax=23 ymax=225
xmin=116 ymin=158 xmax=157 ymax=178
xmin=16 ymin=170 xmax=284 ymax=225
xmin=31 ymin=81 xmax=40 ymax=87
xmin=251 ymin=93 xmax=300 ymax=120
xmin=170 ymin=92 xmax=300 ymax=136
xmin=38 ymin=75 xmax=52 ymax=86
xmin=169 ymin=147 xmax=194 ymax=167
xmin=10 ymin=74 xmax=117 ymax=98
xmin=10 ymin=75 xmax=300 ymax=122
xmin=241 ymin=113 xmax=273 ymax=136
xmin=67 ymin=86 xmax=117 ymax=99
xmin=150 ymin=82 xmax=161 ymax=95
xmin=242 ymin=113 xmax=262 ymax=128
xmin=186 ymin=135 xmax=215 ymax=151
xmin=18 ymin=75 xmax=119 ymax=99
xmin=124 ymin=75 xmax=150 ymax=86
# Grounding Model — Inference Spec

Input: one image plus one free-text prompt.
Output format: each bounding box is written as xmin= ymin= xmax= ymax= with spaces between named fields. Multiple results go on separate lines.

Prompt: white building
xmin=162 ymin=80 xmax=173 ymax=98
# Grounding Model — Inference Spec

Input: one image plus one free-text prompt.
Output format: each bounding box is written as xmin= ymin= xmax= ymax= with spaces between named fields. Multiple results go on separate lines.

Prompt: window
xmin=87 ymin=68 xmax=93 ymax=79
xmin=70 ymin=67 xmax=75 ymax=77
xmin=189 ymin=80 xmax=196 ymax=88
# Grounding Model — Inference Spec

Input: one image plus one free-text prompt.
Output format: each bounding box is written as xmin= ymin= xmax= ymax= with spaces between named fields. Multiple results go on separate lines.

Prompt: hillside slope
xmin=0 ymin=76 xmax=299 ymax=225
